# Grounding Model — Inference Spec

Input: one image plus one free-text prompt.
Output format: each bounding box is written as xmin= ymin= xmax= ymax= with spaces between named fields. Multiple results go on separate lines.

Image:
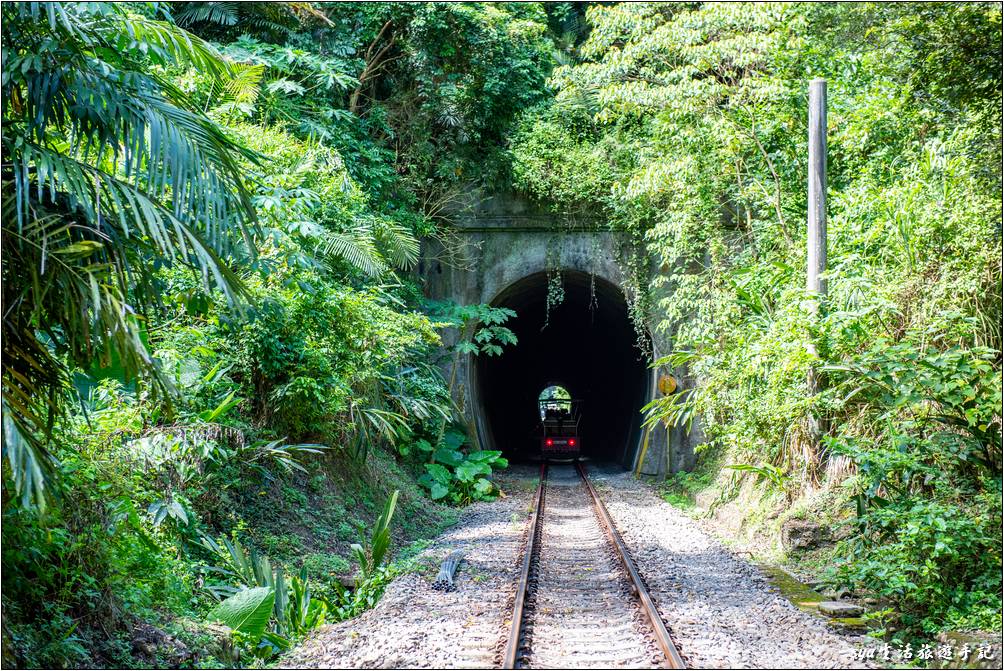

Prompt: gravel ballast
xmin=523 ymin=466 xmax=663 ymax=669
xmin=280 ymin=465 xmax=538 ymax=669
xmin=587 ymin=464 xmax=868 ymax=669
xmin=283 ymin=463 xmax=870 ymax=669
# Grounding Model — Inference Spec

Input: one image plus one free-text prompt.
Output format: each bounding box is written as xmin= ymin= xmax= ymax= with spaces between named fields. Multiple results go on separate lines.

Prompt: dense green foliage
xmin=2 ymin=2 xmax=545 ymax=667
xmin=2 ymin=1 xmax=1001 ymax=666
xmin=509 ymin=1 xmax=1002 ymax=640
xmin=2 ymin=2 xmax=258 ymax=510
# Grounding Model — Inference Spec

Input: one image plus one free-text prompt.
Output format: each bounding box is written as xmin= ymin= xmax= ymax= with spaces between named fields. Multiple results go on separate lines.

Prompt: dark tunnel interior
xmin=475 ymin=271 xmax=650 ymax=465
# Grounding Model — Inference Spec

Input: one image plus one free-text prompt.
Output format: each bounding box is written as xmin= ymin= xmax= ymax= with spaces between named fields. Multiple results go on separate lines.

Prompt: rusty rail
xmin=502 ymin=463 xmax=685 ymax=669
xmin=502 ymin=463 xmax=546 ymax=669
xmin=577 ymin=462 xmax=687 ymax=669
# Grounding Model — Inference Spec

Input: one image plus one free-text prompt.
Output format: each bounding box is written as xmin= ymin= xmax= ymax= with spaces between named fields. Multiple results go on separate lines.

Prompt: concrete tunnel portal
xmin=473 ymin=270 xmax=650 ymax=466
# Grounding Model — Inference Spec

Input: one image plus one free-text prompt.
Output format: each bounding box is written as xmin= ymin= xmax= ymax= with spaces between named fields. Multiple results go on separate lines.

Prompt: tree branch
xmin=350 ymin=20 xmax=395 ymax=115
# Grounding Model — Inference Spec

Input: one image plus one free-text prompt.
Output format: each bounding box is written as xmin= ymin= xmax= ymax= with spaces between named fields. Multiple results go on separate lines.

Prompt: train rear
xmin=538 ymin=397 xmax=582 ymax=460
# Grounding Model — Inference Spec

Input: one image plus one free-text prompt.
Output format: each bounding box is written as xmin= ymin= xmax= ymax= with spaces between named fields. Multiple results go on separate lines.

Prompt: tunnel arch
xmin=471 ymin=270 xmax=651 ymax=466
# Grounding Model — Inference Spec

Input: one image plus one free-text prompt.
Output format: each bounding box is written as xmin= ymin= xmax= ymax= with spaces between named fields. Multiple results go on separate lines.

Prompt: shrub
xmin=823 ymin=341 xmax=1002 ymax=636
xmin=417 ymin=429 xmax=509 ymax=505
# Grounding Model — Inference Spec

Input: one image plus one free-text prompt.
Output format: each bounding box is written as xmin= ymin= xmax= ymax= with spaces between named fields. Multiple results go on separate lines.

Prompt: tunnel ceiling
xmin=475 ymin=271 xmax=649 ymax=465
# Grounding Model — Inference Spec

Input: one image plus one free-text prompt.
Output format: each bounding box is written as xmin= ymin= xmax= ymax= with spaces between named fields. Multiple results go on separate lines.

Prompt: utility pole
xmin=806 ymin=78 xmax=827 ymax=470
xmin=807 ymin=78 xmax=827 ymax=308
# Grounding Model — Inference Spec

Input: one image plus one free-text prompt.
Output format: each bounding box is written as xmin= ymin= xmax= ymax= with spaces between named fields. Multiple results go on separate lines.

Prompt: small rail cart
xmin=538 ymin=396 xmax=582 ymax=460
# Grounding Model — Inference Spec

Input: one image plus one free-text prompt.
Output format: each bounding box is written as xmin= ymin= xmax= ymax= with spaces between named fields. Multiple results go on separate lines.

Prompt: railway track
xmin=501 ymin=463 xmax=686 ymax=669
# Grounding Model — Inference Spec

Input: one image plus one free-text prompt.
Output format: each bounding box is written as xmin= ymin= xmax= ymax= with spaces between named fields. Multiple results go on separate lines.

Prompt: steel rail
xmin=576 ymin=462 xmax=687 ymax=669
xmin=502 ymin=463 xmax=547 ymax=669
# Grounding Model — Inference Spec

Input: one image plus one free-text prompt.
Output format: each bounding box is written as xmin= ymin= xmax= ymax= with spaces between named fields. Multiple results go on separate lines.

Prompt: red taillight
xmin=569 ymin=439 xmax=576 ymax=446
xmin=545 ymin=439 xmax=553 ymax=446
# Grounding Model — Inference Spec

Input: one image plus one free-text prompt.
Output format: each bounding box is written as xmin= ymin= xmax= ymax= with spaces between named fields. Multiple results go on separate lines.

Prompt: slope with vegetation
xmin=1 ymin=2 xmax=553 ymax=667
xmin=1 ymin=2 xmax=1001 ymax=667
xmin=509 ymin=1 xmax=1002 ymax=643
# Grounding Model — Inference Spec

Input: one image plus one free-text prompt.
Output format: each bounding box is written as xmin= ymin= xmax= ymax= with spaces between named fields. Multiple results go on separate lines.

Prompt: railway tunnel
xmin=473 ymin=270 xmax=649 ymax=466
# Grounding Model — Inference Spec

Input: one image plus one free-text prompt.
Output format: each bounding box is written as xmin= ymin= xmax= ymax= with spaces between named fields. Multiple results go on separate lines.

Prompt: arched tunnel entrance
xmin=473 ymin=271 xmax=650 ymax=466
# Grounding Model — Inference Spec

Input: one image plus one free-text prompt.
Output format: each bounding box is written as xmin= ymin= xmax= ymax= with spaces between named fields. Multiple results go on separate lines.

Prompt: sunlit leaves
xmin=513 ymin=1 xmax=1002 ymax=636
xmin=2 ymin=2 xmax=260 ymax=508
xmin=222 ymin=122 xmax=420 ymax=276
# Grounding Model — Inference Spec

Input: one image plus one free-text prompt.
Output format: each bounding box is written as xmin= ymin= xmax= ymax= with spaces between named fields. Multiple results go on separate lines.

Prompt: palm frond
xmin=10 ymin=2 xmax=79 ymax=38
xmin=12 ymin=147 xmax=246 ymax=304
xmin=1 ymin=275 xmax=65 ymax=511
xmin=7 ymin=17 xmax=260 ymax=254
xmin=1 ymin=3 xmax=261 ymax=509
xmin=353 ymin=407 xmax=409 ymax=443
xmin=372 ymin=218 xmax=420 ymax=270
xmin=174 ymin=2 xmax=241 ymax=28
xmin=226 ymin=63 xmax=266 ymax=105
xmin=1 ymin=402 xmax=54 ymax=511
xmin=211 ymin=62 xmax=266 ymax=119
xmin=112 ymin=12 xmax=234 ymax=77
xmin=319 ymin=229 xmax=386 ymax=277
xmin=386 ymin=391 xmax=451 ymax=423
xmin=171 ymin=2 xmax=310 ymax=40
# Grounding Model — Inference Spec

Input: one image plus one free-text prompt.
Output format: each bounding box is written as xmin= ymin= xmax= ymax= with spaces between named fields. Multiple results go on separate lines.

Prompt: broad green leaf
xmin=168 ymin=500 xmax=188 ymax=525
xmin=425 ymin=463 xmax=452 ymax=486
xmin=442 ymin=429 xmax=466 ymax=451
xmin=466 ymin=450 xmax=503 ymax=463
xmin=208 ymin=587 xmax=275 ymax=638
xmin=455 ymin=461 xmax=490 ymax=483
xmin=432 ymin=448 xmax=463 ymax=467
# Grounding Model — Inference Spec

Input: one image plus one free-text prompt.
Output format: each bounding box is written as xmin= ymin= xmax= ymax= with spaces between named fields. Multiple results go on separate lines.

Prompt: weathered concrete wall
xmin=417 ymin=193 xmax=697 ymax=476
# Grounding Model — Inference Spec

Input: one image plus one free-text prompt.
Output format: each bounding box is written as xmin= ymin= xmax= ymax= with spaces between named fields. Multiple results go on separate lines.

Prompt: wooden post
xmin=806 ymin=79 xmax=827 ymax=472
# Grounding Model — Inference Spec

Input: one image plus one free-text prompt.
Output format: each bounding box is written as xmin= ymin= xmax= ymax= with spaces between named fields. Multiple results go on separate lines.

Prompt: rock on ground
xmin=819 ymin=601 xmax=866 ymax=618
xmin=282 ymin=463 xmax=873 ymax=669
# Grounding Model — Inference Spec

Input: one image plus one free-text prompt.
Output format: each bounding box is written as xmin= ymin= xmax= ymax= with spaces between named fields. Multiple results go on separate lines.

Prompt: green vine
xmin=620 ymin=234 xmax=654 ymax=357
xmin=588 ymin=234 xmax=601 ymax=318
xmin=542 ymin=237 xmax=565 ymax=330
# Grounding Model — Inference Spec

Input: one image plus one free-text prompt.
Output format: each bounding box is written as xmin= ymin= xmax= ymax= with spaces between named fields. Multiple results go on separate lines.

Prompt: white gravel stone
xmin=282 ymin=463 xmax=874 ymax=669
xmin=280 ymin=465 xmax=538 ymax=669
xmin=586 ymin=464 xmax=872 ymax=669
xmin=522 ymin=465 xmax=662 ymax=669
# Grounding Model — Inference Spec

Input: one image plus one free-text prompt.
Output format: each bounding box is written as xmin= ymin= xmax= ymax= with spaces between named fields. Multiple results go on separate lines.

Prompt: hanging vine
xmin=619 ymin=233 xmax=654 ymax=358
xmin=542 ymin=236 xmax=565 ymax=330
xmin=588 ymin=234 xmax=601 ymax=320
